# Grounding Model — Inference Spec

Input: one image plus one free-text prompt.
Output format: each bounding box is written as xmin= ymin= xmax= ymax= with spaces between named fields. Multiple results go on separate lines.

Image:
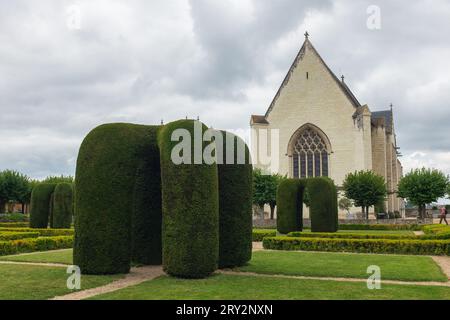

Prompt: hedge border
xmin=0 ymin=232 xmax=40 ymax=241
xmin=0 ymin=236 xmax=74 ymax=256
xmin=263 ymin=236 xmax=450 ymax=256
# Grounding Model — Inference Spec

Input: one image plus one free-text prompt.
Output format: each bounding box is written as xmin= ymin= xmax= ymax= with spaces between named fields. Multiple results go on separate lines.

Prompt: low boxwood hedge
xmin=0 ymin=227 xmax=73 ymax=237
xmin=252 ymin=229 xmax=277 ymax=241
xmin=0 ymin=222 xmax=29 ymax=228
xmin=0 ymin=236 xmax=73 ymax=256
xmin=263 ymin=237 xmax=450 ymax=256
xmin=287 ymin=231 xmax=415 ymax=240
xmin=339 ymin=224 xmax=422 ymax=231
xmin=0 ymin=232 xmax=40 ymax=241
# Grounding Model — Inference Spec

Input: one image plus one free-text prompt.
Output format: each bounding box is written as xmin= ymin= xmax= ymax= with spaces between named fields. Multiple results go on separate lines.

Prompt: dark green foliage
xmin=159 ymin=120 xmax=219 ymax=278
xmin=131 ymin=150 xmax=162 ymax=265
xmin=0 ymin=170 xmax=30 ymax=213
xmin=308 ymin=177 xmax=338 ymax=232
xmin=218 ymin=131 xmax=253 ymax=268
xmin=252 ymin=229 xmax=277 ymax=241
xmin=276 ymin=179 xmax=305 ymax=234
xmin=52 ymin=183 xmax=73 ymax=229
xmin=398 ymin=168 xmax=449 ymax=219
xmin=74 ymin=123 xmax=162 ymax=274
xmin=263 ymin=236 xmax=450 ymax=256
xmin=29 ymin=183 xmax=56 ymax=228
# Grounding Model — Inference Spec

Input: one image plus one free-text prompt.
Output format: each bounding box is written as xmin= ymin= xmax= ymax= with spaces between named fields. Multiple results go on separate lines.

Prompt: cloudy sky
xmin=1 ymin=0 xmax=450 ymax=179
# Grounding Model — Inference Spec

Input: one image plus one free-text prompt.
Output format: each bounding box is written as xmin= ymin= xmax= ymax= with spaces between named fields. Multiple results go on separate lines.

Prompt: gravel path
xmin=51 ymin=265 xmax=164 ymax=300
xmin=219 ymin=270 xmax=450 ymax=287
xmin=432 ymin=256 xmax=450 ymax=280
xmin=0 ymin=261 xmax=67 ymax=268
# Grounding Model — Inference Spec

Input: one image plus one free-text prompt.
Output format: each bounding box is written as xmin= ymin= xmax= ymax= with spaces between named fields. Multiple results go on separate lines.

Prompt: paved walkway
xmin=51 ymin=265 xmax=164 ymax=300
xmin=0 ymin=261 xmax=67 ymax=268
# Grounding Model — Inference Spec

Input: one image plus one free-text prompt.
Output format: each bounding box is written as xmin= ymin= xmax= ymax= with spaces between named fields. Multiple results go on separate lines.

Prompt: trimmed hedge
xmin=0 ymin=236 xmax=73 ymax=256
xmin=0 ymin=232 xmax=40 ymax=241
xmin=421 ymin=225 xmax=450 ymax=239
xmin=0 ymin=222 xmax=29 ymax=228
xmin=74 ymin=123 xmax=162 ymax=274
xmin=52 ymin=183 xmax=73 ymax=229
xmin=0 ymin=227 xmax=74 ymax=237
xmin=287 ymin=231 xmax=415 ymax=240
xmin=276 ymin=179 xmax=305 ymax=234
xmin=217 ymin=131 xmax=253 ymax=268
xmin=339 ymin=224 xmax=422 ymax=231
xmin=131 ymin=143 xmax=162 ymax=265
xmin=159 ymin=120 xmax=219 ymax=278
xmin=308 ymin=177 xmax=338 ymax=232
xmin=30 ymin=183 xmax=56 ymax=228
xmin=252 ymin=229 xmax=277 ymax=241
xmin=263 ymin=236 xmax=450 ymax=256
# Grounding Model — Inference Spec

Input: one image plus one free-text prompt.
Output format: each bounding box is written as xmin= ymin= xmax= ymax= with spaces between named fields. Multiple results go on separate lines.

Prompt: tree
xmin=252 ymin=169 xmax=285 ymax=219
xmin=342 ymin=170 xmax=387 ymax=220
xmin=338 ymin=197 xmax=352 ymax=216
xmin=42 ymin=175 xmax=74 ymax=184
xmin=0 ymin=170 xmax=30 ymax=213
xmin=397 ymin=168 xmax=449 ymax=219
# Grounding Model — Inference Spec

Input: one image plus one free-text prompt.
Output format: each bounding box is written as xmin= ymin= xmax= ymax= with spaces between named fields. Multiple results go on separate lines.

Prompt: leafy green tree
xmin=42 ymin=175 xmax=74 ymax=184
xmin=0 ymin=170 xmax=30 ymax=213
xmin=397 ymin=168 xmax=449 ymax=219
xmin=342 ymin=170 xmax=387 ymax=220
xmin=252 ymin=169 xmax=285 ymax=219
xmin=338 ymin=197 xmax=352 ymax=216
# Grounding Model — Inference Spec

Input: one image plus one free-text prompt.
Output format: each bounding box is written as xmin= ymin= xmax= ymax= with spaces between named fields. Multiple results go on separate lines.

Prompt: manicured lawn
xmin=0 ymin=249 xmax=73 ymax=265
xmin=91 ymin=274 xmax=450 ymax=300
xmin=235 ymin=251 xmax=447 ymax=282
xmin=0 ymin=264 xmax=123 ymax=300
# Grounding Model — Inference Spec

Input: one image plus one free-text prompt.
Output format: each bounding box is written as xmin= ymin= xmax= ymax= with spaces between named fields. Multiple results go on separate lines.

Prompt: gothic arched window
xmin=292 ymin=127 xmax=329 ymax=178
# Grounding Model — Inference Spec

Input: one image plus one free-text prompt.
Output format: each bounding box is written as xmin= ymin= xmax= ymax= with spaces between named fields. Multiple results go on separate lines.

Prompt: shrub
xmin=0 ymin=236 xmax=73 ymax=256
xmin=287 ymin=231 xmax=414 ymax=240
xmin=0 ymin=222 xmax=29 ymax=228
xmin=217 ymin=131 xmax=253 ymax=268
xmin=252 ymin=229 xmax=277 ymax=241
xmin=339 ymin=224 xmax=422 ymax=231
xmin=263 ymin=237 xmax=450 ymax=256
xmin=276 ymin=179 xmax=305 ymax=234
xmin=30 ymin=183 xmax=56 ymax=228
xmin=159 ymin=120 xmax=219 ymax=278
xmin=52 ymin=183 xmax=73 ymax=229
xmin=309 ymin=177 xmax=338 ymax=232
xmin=74 ymin=123 xmax=162 ymax=274
xmin=0 ymin=213 xmax=29 ymax=222
xmin=131 ymin=146 xmax=162 ymax=266
xmin=0 ymin=227 xmax=73 ymax=237
xmin=0 ymin=232 xmax=39 ymax=241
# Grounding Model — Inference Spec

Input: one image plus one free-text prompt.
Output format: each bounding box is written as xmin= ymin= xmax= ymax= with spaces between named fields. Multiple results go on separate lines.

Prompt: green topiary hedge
xmin=263 ymin=236 xmax=450 ymax=256
xmin=0 ymin=232 xmax=40 ymax=241
xmin=308 ymin=177 xmax=338 ymax=232
xmin=276 ymin=179 xmax=305 ymax=234
xmin=52 ymin=183 xmax=73 ymax=229
xmin=339 ymin=224 xmax=422 ymax=231
xmin=159 ymin=120 xmax=219 ymax=278
xmin=252 ymin=229 xmax=277 ymax=241
xmin=287 ymin=231 xmax=415 ymax=240
xmin=74 ymin=123 xmax=162 ymax=274
xmin=131 ymin=147 xmax=162 ymax=266
xmin=0 ymin=227 xmax=73 ymax=237
xmin=217 ymin=131 xmax=253 ymax=268
xmin=30 ymin=183 xmax=56 ymax=228
xmin=0 ymin=236 xmax=73 ymax=256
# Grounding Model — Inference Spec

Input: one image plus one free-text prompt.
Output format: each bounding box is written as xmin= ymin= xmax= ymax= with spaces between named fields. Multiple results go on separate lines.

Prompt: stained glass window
xmin=292 ymin=127 xmax=329 ymax=178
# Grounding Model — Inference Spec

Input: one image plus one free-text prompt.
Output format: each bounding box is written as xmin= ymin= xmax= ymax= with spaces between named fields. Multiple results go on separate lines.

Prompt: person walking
xmin=439 ymin=206 xmax=448 ymax=225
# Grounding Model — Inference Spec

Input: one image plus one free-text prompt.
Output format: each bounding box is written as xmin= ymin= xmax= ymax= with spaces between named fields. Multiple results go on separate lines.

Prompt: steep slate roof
xmin=372 ymin=110 xmax=393 ymax=132
xmin=251 ymin=38 xmax=362 ymax=123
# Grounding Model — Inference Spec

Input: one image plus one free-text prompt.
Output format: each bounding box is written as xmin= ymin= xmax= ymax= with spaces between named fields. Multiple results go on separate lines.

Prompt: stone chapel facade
xmin=250 ymin=35 xmax=404 ymax=216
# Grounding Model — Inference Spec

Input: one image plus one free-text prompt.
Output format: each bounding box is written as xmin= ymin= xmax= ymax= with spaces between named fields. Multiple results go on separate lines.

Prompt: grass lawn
xmin=91 ymin=274 xmax=450 ymax=300
xmin=235 ymin=251 xmax=447 ymax=282
xmin=0 ymin=249 xmax=73 ymax=265
xmin=0 ymin=264 xmax=123 ymax=300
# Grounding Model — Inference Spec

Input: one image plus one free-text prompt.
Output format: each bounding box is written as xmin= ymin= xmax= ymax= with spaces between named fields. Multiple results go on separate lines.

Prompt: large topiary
xmin=276 ymin=179 xmax=305 ymax=234
xmin=217 ymin=131 xmax=253 ymax=268
xmin=74 ymin=123 xmax=162 ymax=274
xmin=52 ymin=183 xmax=73 ymax=229
xmin=30 ymin=183 xmax=56 ymax=228
xmin=158 ymin=120 xmax=219 ymax=278
xmin=308 ymin=177 xmax=338 ymax=232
